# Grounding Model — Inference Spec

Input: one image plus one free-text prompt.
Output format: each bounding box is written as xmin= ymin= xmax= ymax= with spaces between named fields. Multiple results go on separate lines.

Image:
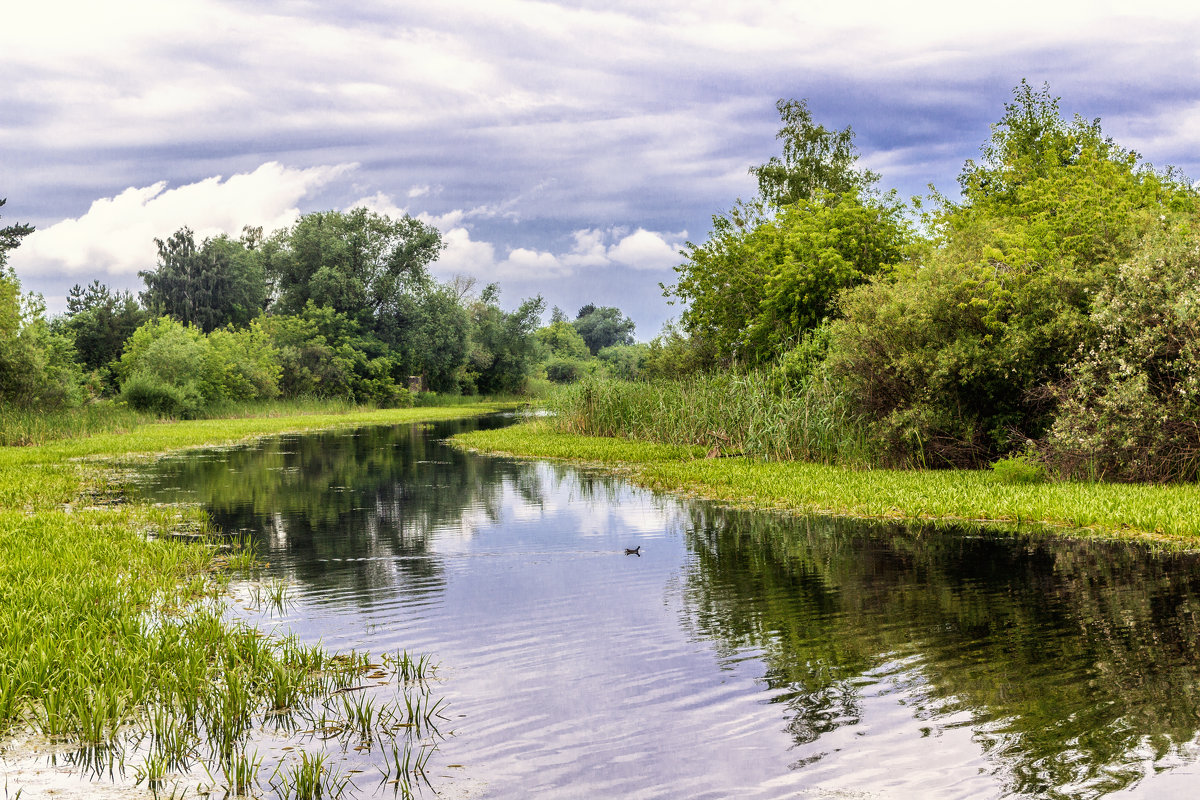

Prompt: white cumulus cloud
xmin=11 ymin=162 xmax=353 ymax=277
xmin=605 ymin=227 xmax=687 ymax=270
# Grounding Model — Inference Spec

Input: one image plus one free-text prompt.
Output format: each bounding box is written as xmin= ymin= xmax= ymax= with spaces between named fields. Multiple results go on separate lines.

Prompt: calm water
xmin=130 ymin=416 xmax=1200 ymax=799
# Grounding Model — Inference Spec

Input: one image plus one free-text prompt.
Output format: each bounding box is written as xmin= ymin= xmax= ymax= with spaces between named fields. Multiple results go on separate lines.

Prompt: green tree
xmin=410 ymin=283 xmax=471 ymax=393
xmin=826 ymin=82 xmax=1200 ymax=466
xmin=464 ymin=286 xmax=545 ymax=394
xmin=116 ymin=317 xmax=224 ymax=416
xmin=0 ymin=200 xmax=83 ymax=408
xmin=537 ymin=319 xmax=590 ymax=360
xmin=571 ymin=304 xmax=635 ymax=355
xmin=678 ymin=190 xmax=907 ymax=364
xmin=669 ymin=99 xmax=901 ymax=367
xmin=750 ymin=98 xmax=879 ymax=208
xmin=268 ymin=208 xmax=442 ymax=322
xmin=55 ymin=280 xmax=147 ymax=380
xmin=140 ymin=227 xmax=267 ymax=332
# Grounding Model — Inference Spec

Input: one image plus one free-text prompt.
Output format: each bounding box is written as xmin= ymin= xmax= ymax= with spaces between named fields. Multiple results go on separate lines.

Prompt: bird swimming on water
xmin=625 ymin=546 xmax=641 ymax=556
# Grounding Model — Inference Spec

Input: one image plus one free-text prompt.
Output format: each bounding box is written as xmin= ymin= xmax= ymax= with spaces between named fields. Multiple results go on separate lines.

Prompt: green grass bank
xmin=0 ymin=401 xmax=511 ymax=794
xmin=454 ymin=421 xmax=1200 ymax=544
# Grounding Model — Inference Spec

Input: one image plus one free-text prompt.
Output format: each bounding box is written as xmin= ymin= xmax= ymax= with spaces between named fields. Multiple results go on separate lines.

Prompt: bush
xmin=1039 ymin=233 xmax=1200 ymax=482
xmin=116 ymin=317 xmax=226 ymax=408
xmin=119 ymin=370 xmax=204 ymax=417
xmin=991 ymin=452 xmax=1048 ymax=485
xmin=545 ymin=357 xmax=589 ymax=384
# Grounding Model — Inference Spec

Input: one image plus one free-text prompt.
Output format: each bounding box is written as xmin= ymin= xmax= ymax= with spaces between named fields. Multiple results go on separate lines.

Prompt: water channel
xmin=129 ymin=414 xmax=1200 ymax=799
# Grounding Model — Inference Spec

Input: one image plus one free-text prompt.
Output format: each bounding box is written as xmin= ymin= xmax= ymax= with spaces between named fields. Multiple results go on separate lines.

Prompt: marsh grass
xmin=543 ymin=374 xmax=872 ymax=464
xmin=455 ymin=424 xmax=1200 ymax=543
xmin=0 ymin=404 xmax=481 ymax=796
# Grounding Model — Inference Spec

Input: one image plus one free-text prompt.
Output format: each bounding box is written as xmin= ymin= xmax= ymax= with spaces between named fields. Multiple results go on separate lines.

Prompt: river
xmin=124 ymin=414 xmax=1200 ymax=799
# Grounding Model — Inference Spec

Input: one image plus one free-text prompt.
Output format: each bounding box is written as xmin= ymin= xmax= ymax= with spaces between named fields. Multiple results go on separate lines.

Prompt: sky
xmin=5 ymin=1 xmax=1200 ymax=339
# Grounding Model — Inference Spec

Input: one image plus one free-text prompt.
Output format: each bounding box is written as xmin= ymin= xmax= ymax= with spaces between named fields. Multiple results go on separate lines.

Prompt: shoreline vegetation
xmin=453 ymin=420 xmax=1200 ymax=545
xmin=0 ymin=401 xmax=511 ymax=797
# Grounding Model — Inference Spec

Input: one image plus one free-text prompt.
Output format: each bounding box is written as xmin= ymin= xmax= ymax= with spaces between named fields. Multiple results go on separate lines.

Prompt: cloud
xmin=606 ymin=228 xmax=686 ymax=270
xmin=11 ymin=162 xmax=352 ymax=277
xmin=425 ymin=219 xmax=685 ymax=281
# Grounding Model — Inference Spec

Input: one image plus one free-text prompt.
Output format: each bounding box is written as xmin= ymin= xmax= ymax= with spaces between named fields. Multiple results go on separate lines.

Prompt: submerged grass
xmin=0 ymin=402 xmax=498 ymax=794
xmin=454 ymin=422 xmax=1200 ymax=543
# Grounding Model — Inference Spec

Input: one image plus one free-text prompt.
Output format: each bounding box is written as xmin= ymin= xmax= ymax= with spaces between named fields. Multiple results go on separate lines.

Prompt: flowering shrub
xmin=1040 ymin=234 xmax=1200 ymax=482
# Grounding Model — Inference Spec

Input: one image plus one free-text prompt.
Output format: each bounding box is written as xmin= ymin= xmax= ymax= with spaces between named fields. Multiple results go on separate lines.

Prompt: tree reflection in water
xmin=133 ymin=416 xmax=543 ymax=599
xmin=682 ymin=506 xmax=1200 ymax=798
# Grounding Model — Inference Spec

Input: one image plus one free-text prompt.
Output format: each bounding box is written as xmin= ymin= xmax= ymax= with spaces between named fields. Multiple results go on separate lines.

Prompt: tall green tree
xmin=670 ymin=100 xmax=904 ymax=366
xmin=0 ymin=200 xmax=83 ymax=408
xmin=749 ymin=98 xmax=880 ymax=208
xmin=267 ymin=208 xmax=442 ymax=323
xmin=826 ymin=81 xmax=1200 ymax=466
xmin=464 ymin=286 xmax=544 ymax=394
xmin=572 ymin=304 xmax=635 ymax=355
xmin=55 ymin=280 xmax=147 ymax=378
xmin=140 ymin=227 xmax=267 ymax=332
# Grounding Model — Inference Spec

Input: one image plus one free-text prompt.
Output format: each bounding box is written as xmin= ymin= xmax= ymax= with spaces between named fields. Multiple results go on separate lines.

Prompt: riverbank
xmin=0 ymin=402 xmax=511 ymax=797
xmin=453 ymin=422 xmax=1200 ymax=544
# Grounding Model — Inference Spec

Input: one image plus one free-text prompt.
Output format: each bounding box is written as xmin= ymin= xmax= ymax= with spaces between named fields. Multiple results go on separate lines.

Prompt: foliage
xmin=259 ymin=309 xmax=353 ymax=399
xmin=116 ymin=317 xmax=228 ymax=416
xmin=267 ymin=207 xmax=441 ymax=322
xmin=572 ymin=304 xmax=636 ymax=355
xmin=208 ymin=321 xmax=282 ymax=401
xmin=825 ymin=82 xmax=1200 ymax=467
xmin=670 ymin=100 xmax=905 ymax=367
xmin=1039 ymin=232 xmax=1200 ymax=482
xmin=640 ymin=322 xmax=716 ymax=381
xmin=749 ymin=98 xmax=880 ymax=208
xmin=0 ymin=270 xmax=84 ymax=409
xmin=537 ymin=319 xmax=590 ymax=360
xmin=0 ymin=202 xmax=85 ymax=409
xmin=463 ymin=286 xmax=544 ymax=394
xmin=0 ymin=198 xmax=33 ymax=261
xmin=139 ymin=227 xmax=267 ymax=332
xmin=740 ymin=191 xmax=906 ymax=361
xmin=55 ymin=280 xmax=147 ymax=383
xmin=596 ymin=343 xmax=649 ymax=381
xmin=991 ymin=452 xmax=1048 ymax=485
xmin=544 ymin=357 xmax=590 ymax=384
xmin=410 ymin=282 xmax=470 ymax=392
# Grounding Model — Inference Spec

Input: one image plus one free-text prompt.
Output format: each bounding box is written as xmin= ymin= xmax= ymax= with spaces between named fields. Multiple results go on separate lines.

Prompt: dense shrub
xmin=822 ymin=84 xmax=1200 ymax=468
xmin=545 ymin=357 xmax=589 ymax=384
xmin=1039 ymin=234 xmax=1200 ymax=482
xmin=120 ymin=370 xmax=205 ymax=417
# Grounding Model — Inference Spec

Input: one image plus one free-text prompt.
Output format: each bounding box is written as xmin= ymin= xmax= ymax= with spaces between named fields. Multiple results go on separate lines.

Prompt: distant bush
xmin=545 ymin=357 xmax=589 ymax=384
xmin=991 ymin=453 xmax=1048 ymax=485
xmin=120 ymin=370 xmax=205 ymax=417
xmin=596 ymin=344 xmax=648 ymax=381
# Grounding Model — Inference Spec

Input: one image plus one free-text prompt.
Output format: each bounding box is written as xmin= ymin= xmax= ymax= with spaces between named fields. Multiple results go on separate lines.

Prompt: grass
xmin=0 ymin=401 xmax=502 ymax=794
xmin=542 ymin=373 xmax=871 ymax=463
xmin=453 ymin=421 xmax=1200 ymax=544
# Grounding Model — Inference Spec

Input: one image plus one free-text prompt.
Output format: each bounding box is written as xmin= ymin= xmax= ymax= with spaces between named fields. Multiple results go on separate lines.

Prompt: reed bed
xmin=0 ymin=404 xmax=491 ymax=796
xmin=542 ymin=374 xmax=871 ymax=464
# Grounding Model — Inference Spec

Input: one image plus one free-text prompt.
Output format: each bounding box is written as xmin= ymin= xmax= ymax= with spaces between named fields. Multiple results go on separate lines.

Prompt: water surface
xmin=132 ymin=416 xmax=1200 ymax=799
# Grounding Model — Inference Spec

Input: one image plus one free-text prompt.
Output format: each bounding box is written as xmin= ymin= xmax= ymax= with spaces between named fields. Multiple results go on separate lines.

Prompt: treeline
xmin=560 ymin=82 xmax=1200 ymax=483
xmin=0 ymin=204 xmax=648 ymax=418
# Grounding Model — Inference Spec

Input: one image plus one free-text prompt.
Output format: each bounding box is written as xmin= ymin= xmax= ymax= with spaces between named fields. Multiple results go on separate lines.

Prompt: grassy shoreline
xmin=0 ymin=402 xmax=511 ymax=795
xmin=453 ymin=422 xmax=1200 ymax=545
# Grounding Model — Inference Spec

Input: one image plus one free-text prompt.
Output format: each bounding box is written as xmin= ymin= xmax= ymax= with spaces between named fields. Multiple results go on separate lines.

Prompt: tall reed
xmin=543 ymin=373 xmax=873 ymax=464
